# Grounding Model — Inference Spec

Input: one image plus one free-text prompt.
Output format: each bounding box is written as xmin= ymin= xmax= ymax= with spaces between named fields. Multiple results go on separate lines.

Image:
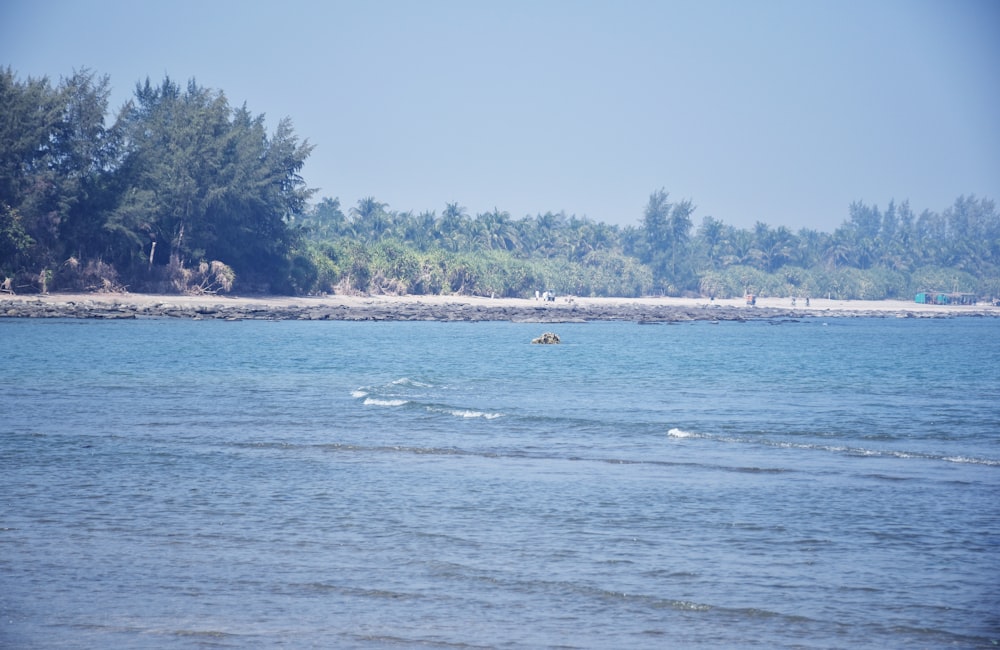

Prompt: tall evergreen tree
xmin=109 ymin=76 xmax=313 ymax=288
xmin=640 ymin=188 xmax=694 ymax=292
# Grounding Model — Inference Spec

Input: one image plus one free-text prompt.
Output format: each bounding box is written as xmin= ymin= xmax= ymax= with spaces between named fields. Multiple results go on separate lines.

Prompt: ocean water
xmin=1 ymin=316 xmax=998 ymax=649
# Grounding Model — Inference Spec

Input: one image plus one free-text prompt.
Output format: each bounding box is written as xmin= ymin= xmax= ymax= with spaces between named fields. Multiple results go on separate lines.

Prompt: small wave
xmin=446 ymin=409 xmax=503 ymax=420
xmin=683 ymin=431 xmax=1000 ymax=466
xmin=425 ymin=406 xmax=503 ymax=419
xmin=801 ymin=443 xmax=998 ymax=465
xmin=353 ymin=378 xmax=432 ymax=401
xmin=941 ymin=455 xmax=1000 ymax=466
xmin=362 ymin=398 xmax=409 ymax=407
xmin=391 ymin=377 xmax=432 ymax=388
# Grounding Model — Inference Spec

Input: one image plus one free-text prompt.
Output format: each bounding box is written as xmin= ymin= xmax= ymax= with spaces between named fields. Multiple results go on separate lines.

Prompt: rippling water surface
xmin=2 ymin=317 xmax=998 ymax=648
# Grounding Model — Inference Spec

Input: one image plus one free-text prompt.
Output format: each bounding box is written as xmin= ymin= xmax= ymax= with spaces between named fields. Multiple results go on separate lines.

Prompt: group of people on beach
xmin=745 ymin=293 xmax=810 ymax=307
xmin=535 ymin=290 xmax=556 ymax=302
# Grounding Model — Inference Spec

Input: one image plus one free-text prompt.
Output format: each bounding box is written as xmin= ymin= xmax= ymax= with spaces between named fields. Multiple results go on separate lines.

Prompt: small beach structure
xmin=915 ymin=292 xmax=976 ymax=305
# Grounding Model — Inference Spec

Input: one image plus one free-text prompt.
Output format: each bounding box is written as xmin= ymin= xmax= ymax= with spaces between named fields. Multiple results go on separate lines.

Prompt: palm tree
xmin=721 ymin=227 xmax=754 ymax=267
xmin=750 ymin=222 xmax=793 ymax=273
xmin=436 ymin=202 xmax=469 ymax=252
xmin=350 ymin=196 xmax=389 ymax=242
xmin=303 ymin=197 xmax=346 ymax=241
xmin=823 ymin=228 xmax=855 ymax=269
xmin=402 ymin=210 xmax=437 ymax=250
xmin=526 ymin=211 xmax=568 ymax=257
xmin=474 ymin=208 xmax=519 ymax=252
xmin=696 ymin=216 xmax=725 ymax=269
xmin=791 ymin=228 xmax=827 ymax=268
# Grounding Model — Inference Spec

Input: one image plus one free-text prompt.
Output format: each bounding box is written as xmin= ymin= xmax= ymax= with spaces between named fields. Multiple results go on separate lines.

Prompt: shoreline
xmin=2 ymin=292 xmax=998 ymax=322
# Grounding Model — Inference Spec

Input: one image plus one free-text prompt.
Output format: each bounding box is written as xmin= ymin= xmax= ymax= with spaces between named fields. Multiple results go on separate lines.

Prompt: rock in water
xmin=531 ymin=332 xmax=561 ymax=344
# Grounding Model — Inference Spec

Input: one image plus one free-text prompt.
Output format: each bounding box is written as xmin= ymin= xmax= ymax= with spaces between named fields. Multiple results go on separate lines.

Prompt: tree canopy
xmin=1 ymin=68 xmax=312 ymax=293
xmin=2 ymin=66 xmax=998 ymax=300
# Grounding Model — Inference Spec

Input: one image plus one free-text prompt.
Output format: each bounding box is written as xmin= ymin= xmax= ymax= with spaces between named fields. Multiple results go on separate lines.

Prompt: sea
xmin=1 ymin=315 xmax=998 ymax=649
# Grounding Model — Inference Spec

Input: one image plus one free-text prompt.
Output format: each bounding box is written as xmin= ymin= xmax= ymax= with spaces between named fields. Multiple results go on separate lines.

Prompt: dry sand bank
xmin=2 ymin=292 xmax=998 ymax=322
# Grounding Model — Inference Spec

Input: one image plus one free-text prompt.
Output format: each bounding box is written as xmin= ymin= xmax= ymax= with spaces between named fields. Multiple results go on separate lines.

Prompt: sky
xmin=3 ymin=0 xmax=998 ymax=232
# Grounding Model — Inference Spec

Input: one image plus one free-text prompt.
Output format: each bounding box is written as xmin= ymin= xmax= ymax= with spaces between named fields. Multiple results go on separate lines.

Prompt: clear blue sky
xmin=3 ymin=0 xmax=998 ymax=232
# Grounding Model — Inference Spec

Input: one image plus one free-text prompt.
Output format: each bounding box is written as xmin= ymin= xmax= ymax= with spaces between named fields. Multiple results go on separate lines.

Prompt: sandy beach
xmin=2 ymin=292 xmax=998 ymax=322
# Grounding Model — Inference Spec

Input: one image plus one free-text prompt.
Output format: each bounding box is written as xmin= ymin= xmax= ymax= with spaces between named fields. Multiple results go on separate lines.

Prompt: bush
xmin=909 ymin=266 xmax=977 ymax=296
xmin=166 ymin=258 xmax=235 ymax=294
xmin=976 ymin=275 xmax=1000 ymax=301
xmin=55 ymin=257 xmax=127 ymax=293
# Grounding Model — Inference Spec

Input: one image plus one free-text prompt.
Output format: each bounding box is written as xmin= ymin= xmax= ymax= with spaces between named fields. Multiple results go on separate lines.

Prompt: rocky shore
xmin=2 ymin=293 xmax=997 ymax=322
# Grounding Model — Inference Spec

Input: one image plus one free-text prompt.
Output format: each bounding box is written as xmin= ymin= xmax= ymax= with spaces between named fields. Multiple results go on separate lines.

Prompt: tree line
xmin=2 ymin=68 xmax=998 ymax=300
xmin=295 ymin=192 xmax=999 ymax=300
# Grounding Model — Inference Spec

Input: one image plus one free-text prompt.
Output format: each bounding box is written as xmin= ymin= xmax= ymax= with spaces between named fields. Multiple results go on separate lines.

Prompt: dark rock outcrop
xmin=531 ymin=332 xmax=561 ymax=344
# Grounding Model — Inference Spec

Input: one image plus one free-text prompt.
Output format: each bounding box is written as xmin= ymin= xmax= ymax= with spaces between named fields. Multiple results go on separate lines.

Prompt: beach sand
xmin=2 ymin=291 xmax=997 ymax=321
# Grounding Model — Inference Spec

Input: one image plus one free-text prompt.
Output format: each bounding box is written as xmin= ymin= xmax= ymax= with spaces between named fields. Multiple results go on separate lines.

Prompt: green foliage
xmin=112 ymin=77 xmax=313 ymax=290
xmin=2 ymin=65 xmax=997 ymax=300
xmin=0 ymin=67 xmax=113 ymax=272
xmin=54 ymin=257 xmax=125 ymax=293
xmin=637 ymin=188 xmax=694 ymax=293
xmin=0 ymin=203 xmax=34 ymax=274
xmin=976 ymin=275 xmax=1000 ymax=300
xmin=0 ymin=68 xmax=312 ymax=293
xmin=909 ymin=267 xmax=977 ymax=296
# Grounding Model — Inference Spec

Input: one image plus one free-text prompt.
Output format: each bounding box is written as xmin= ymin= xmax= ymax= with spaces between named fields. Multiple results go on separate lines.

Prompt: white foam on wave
xmin=667 ymin=428 xmax=698 ymax=438
xmin=449 ymin=409 xmax=503 ymax=420
xmin=943 ymin=455 xmax=999 ymax=466
xmin=351 ymin=389 xmax=368 ymax=399
xmin=392 ymin=377 xmax=432 ymax=388
xmin=425 ymin=406 xmax=503 ymax=419
xmin=363 ymin=398 xmax=409 ymax=407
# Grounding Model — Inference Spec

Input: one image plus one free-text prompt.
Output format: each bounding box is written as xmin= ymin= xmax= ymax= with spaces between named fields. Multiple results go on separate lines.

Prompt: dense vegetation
xmin=1 ymin=68 xmax=312 ymax=294
xmin=3 ymin=68 xmax=998 ymax=300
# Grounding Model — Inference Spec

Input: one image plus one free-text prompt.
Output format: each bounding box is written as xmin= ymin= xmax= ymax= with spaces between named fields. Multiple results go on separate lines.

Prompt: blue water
xmin=2 ymin=317 xmax=998 ymax=648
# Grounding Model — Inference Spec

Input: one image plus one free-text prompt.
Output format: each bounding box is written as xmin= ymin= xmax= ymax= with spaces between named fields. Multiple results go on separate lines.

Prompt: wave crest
xmin=391 ymin=377 xmax=433 ymax=388
xmin=363 ymin=398 xmax=409 ymax=407
xmin=445 ymin=409 xmax=503 ymax=420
